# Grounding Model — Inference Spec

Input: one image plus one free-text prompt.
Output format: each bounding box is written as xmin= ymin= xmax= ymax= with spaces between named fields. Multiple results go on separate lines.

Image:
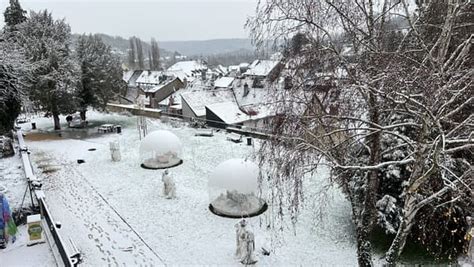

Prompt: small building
xmin=140 ymin=73 xmax=184 ymax=108
xmin=205 ymin=101 xmax=274 ymax=131
xmin=122 ymin=70 xmax=144 ymax=103
xmin=136 ymin=70 xmax=165 ymax=87
xmin=166 ymin=60 xmax=208 ymax=82
xmin=181 ymin=89 xmax=234 ymax=121
xmin=213 ymin=77 xmax=235 ymax=89
xmin=244 ymin=60 xmax=280 ymax=78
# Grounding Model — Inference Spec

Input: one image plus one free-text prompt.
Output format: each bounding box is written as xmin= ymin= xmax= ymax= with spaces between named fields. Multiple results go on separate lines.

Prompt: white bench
xmin=227 ymin=133 xmax=242 ymax=143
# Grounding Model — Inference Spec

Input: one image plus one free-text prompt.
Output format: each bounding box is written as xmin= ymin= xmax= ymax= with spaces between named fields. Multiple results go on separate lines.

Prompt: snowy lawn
xmin=20 ymin=111 xmax=361 ymax=266
xmin=0 ymin=142 xmax=57 ymax=266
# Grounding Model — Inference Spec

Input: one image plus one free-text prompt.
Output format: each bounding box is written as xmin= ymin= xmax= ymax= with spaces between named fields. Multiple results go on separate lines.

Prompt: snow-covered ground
xmin=1 ymin=153 xmax=28 ymax=209
xmin=8 ymin=111 xmax=362 ymax=266
xmin=1 ymin=224 xmax=57 ymax=267
xmin=0 ymin=138 xmax=57 ymax=266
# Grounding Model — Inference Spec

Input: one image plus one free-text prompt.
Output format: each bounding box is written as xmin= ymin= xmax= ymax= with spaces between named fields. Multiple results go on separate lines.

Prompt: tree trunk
xmin=366 ymin=96 xmax=381 ymax=228
xmin=385 ymin=195 xmax=418 ymax=265
xmin=53 ymin=112 xmax=61 ymax=130
xmin=355 ymin=221 xmax=374 ymax=266
xmin=80 ymin=110 xmax=86 ymax=121
xmin=349 ymin=183 xmax=374 ymax=267
xmin=349 ymin=92 xmax=381 ymax=267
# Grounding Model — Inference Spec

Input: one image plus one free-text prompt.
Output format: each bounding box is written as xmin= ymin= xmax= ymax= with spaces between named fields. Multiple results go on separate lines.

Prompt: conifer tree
xmin=135 ymin=37 xmax=144 ymax=69
xmin=150 ymin=38 xmax=160 ymax=70
xmin=16 ymin=10 xmax=79 ymax=130
xmin=76 ymin=34 xmax=126 ymax=120
xmin=3 ymin=0 xmax=26 ymax=30
xmin=128 ymin=37 xmax=136 ymax=69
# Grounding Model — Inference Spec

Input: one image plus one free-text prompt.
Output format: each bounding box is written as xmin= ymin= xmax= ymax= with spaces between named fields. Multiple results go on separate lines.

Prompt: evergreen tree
xmin=135 ymin=37 xmax=144 ymax=69
xmin=148 ymin=49 xmax=153 ymax=69
xmin=3 ymin=0 xmax=26 ymax=30
xmin=150 ymin=38 xmax=160 ymax=70
xmin=1 ymin=1 xmax=30 ymax=134
xmin=127 ymin=37 xmax=136 ymax=69
xmin=76 ymin=34 xmax=126 ymax=120
xmin=0 ymin=57 xmax=22 ymax=134
xmin=16 ymin=10 xmax=79 ymax=130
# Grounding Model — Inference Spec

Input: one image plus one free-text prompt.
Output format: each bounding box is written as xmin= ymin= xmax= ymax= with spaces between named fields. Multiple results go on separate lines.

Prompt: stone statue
xmin=241 ymin=229 xmax=256 ymax=265
xmin=234 ymin=219 xmax=257 ymax=265
xmin=235 ymin=219 xmax=247 ymax=258
xmin=109 ymin=141 xmax=121 ymax=162
xmin=162 ymin=170 xmax=176 ymax=199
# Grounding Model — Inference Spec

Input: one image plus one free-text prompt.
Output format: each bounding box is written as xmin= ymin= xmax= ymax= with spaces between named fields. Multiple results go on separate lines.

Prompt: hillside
xmin=72 ymin=33 xmax=257 ymax=57
xmin=159 ymin=38 xmax=256 ymax=56
xmin=71 ymin=33 xmax=173 ymax=58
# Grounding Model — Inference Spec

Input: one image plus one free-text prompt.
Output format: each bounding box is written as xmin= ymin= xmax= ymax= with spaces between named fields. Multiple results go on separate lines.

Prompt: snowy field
xmin=8 ymin=111 xmax=364 ymax=266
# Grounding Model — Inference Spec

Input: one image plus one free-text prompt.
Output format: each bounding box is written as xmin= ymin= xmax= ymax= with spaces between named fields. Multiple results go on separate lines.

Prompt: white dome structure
xmin=140 ymin=130 xmax=183 ymax=169
xmin=208 ymin=158 xmax=267 ymax=218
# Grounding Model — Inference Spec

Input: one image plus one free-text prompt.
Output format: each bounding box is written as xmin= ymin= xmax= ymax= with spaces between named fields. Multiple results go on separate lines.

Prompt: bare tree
xmin=247 ymin=0 xmax=473 ymax=265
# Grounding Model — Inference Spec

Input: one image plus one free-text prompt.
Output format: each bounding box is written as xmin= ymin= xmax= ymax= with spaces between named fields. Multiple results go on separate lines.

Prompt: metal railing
xmin=16 ymin=129 xmax=82 ymax=267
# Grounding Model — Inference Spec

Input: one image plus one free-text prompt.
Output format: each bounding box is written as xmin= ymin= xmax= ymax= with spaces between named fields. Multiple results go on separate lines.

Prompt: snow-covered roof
xmin=167 ymin=60 xmax=207 ymax=77
xmin=123 ymin=70 xmax=134 ymax=83
xmin=136 ymin=71 xmax=164 ymax=85
xmin=143 ymin=83 xmax=166 ymax=94
xmin=158 ymin=78 xmax=210 ymax=107
xmin=244 ymin=60 xmax=280 ymax=77
xmin=142 ymin=77 xmax=180 ymax=94
xmin=229 ymin=65 xmax=240 ymax=71
xmin=214 ymin=77 xmax=234 ymax=88
xmin=127 ymin=70 xmax=144 ymax=87
xmin=215 ymin=65 xmax=228 ymax=75
xmin=206 ymin=101 xmax=246 ymax=124
xmin=181 ymin=89 xmax=234 ymax=117
xmin=232 ymin=78 xmax=272 ymax=107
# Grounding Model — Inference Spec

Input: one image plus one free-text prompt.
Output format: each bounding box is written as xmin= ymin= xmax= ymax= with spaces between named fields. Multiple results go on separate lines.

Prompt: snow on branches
xmin=248 ymin=0 xmax=473 ymax=265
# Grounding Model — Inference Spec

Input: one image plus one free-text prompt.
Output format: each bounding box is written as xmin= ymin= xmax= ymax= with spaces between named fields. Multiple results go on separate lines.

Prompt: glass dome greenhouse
xmin=208 ymin=158 xmax=267 ymax=218
xmin=139 ymin=130 xmax=183 ymax=169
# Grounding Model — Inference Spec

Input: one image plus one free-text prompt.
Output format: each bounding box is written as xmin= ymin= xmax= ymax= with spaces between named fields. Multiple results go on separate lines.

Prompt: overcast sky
xmin=0 ymin=0 xmax=257 ymax=41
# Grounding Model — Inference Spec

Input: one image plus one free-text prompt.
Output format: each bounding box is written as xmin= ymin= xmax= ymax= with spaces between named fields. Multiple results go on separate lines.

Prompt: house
xmin=141 ymin=77 xmax=185 ymax=109
xmin=228 ymin=65 xmax=240 ymax=77
xmin=136 ymin=71 xmax=165 ymax=87
xmin=244 ymin=60 xmax=280 ymax=78
xmin=181 ymin=89 xmax=234 ymax=121
xmin=214 ymin=65 xmax=229 ymax=76
xmin=122 ymin=70 xmax=144 ymax=103
xmin=123 ymin=70 xmax=134 ymax=83
xmin=166 ymin=60 xmax=208 ymax=82
xmin=213 ymin=77 xmax=234 ymax=89
xmin=205 ymin=101 xmax=273 ymax=130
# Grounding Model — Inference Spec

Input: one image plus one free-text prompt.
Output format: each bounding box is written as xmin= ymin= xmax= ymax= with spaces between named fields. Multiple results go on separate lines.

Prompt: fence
xmin=106 ymin=103 xmax=274 ymax=140
xmin=16 ymin=130 xmax=82 ymax=267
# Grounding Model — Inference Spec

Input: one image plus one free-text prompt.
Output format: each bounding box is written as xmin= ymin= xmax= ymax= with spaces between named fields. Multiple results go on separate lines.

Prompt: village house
xmin=166 ymin=60 xmax=208 ymax=82
xmin=122 ymin=70 xmax=144 ymax=103
xmin=213 ymin=76 xmax=234 ymax=89
xmin=205 ymin=101 xmax=273 ymax=131
xmin=181 ymin=88 xmax=234 ymax=122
